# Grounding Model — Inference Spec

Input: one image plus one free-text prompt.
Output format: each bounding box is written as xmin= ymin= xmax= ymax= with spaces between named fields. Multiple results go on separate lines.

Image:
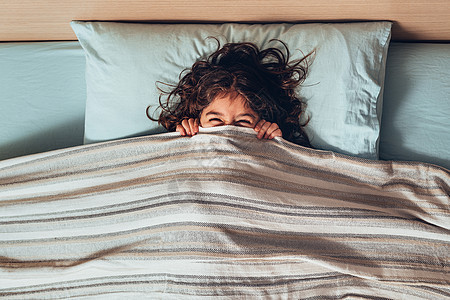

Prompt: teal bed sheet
xmin=379 ymin=43 xmax=450 ymax=169
xmin=0 ymin=42 xmax=86 ymax=160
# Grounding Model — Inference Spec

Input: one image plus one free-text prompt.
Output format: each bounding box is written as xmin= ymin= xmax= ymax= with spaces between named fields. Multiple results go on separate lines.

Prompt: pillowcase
xmin=71 ymin=21 xmax=391 ymax=159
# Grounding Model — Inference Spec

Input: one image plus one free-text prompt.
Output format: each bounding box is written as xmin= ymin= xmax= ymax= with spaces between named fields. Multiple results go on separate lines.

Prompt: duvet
xmin=0 ymin=126 xmax=448 ymax=299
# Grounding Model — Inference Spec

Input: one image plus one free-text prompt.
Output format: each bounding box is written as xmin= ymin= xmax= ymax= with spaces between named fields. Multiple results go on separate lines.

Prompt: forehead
xmin=205 ymin=92 xmax=250 ymax=110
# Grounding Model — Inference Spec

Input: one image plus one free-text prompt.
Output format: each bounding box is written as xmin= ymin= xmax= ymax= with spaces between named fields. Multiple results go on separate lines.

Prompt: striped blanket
xmin=0 ymin=126 xmax=448 ymax=299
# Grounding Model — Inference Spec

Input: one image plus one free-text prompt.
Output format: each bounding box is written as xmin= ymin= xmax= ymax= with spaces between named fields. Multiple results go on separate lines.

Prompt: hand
xmin=254 ymin=120 xmax=282 ymax=140
xmin=176 ymin=118 xmax=200 ymax=136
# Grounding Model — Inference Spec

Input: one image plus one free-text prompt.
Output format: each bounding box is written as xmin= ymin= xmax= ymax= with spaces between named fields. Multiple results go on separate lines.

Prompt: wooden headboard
xmin=2 ymin=0 xmax=449 ymax=42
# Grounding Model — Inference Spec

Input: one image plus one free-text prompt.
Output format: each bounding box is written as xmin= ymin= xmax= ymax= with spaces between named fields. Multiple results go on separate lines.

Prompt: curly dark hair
xmin=148 ymin=39 xmax=313 ymax=146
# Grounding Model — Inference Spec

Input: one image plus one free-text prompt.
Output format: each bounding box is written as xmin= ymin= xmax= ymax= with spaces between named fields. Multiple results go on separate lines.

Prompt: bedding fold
xmin=0 ymin=126 xmax=448 ymax=299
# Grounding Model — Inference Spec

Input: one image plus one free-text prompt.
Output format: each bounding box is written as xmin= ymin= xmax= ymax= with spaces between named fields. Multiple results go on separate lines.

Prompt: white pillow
xmin=71 ymin=21 xmax=391 ymax=159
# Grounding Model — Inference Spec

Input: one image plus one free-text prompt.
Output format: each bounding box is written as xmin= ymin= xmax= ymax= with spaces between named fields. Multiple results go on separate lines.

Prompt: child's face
xmin=199 ymin=92 xmax=260 ymax=128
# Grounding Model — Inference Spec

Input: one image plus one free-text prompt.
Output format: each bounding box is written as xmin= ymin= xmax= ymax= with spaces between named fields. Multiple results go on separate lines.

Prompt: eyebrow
xmin=205 ymin=111 xmax=257 ymax=119
xmin=205 ymin=111 xmax=223 ymax=117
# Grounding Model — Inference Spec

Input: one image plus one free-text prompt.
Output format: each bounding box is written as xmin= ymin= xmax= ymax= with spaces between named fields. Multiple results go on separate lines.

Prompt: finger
xmin=264 ymin=123 xmax=280 ymax=139
xmin=188 ymin=118 xmax=198 ymax=135
xmin=194 ymin=118 xmax=200 ymax=131
xmin=176 ymin=124 xmax=186 ymax=136
xmin=257 ymin=121 xmax=271 ymax=139
xmin=254 ymin=119 xmax=266 ymax=132
xmin=269 ymin=128 xmax=282 ymax=139
xmin=181 ymin=119 xmax=192 ymax=136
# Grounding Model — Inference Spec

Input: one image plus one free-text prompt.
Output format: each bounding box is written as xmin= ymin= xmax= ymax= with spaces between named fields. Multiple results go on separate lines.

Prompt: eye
xmin=235 ymin=120 xmax=252 ymax=126
xmin=209 ymin=118 xmax=223 ymax=123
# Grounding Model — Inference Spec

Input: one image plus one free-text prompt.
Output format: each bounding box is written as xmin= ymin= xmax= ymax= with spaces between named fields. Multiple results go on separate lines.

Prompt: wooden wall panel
xmin=1 ymin=0 xmax=449 ymax=41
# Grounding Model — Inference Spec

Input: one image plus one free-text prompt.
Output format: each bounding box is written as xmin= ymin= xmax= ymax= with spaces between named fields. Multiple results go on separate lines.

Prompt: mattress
xmin=0 ymin=41 xmax=449 ymax=169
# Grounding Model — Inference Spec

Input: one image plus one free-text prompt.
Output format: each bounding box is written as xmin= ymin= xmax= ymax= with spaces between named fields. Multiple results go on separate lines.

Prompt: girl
xmin=148 ymin=39 xmax=312 ymax=146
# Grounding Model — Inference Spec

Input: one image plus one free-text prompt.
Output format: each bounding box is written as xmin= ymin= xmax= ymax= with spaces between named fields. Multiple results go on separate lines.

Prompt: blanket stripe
xmin=0 ymin=126 xmax=448 ymax=299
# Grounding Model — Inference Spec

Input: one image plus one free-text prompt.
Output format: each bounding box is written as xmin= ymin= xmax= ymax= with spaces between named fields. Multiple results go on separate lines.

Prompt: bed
xmin=1 ymin=1 xmax=449 ymax=298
